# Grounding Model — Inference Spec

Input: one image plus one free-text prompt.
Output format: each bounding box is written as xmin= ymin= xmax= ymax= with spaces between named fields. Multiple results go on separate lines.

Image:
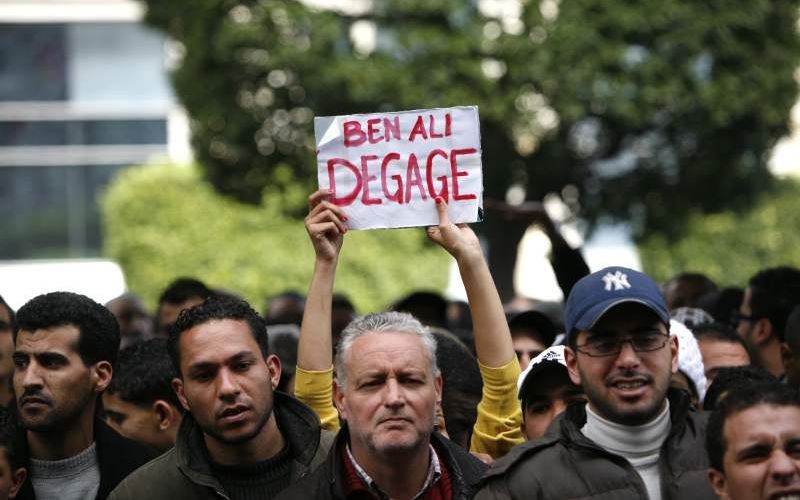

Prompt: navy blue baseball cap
xmin=564 ymin=266 xmax=669 ymax=342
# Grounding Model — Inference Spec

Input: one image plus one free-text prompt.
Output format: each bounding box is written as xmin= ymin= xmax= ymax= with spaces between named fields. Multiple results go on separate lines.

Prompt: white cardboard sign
xmin=314 ymin=106 xmax=484 ymax=230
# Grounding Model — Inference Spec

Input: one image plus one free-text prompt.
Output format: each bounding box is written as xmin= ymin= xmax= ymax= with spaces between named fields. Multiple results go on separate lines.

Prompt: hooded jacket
xmin=476 ymin=389 xmax=716 ymax=500
xmin=277 ymin=424 xmax=487 ymax=500
xmin=108 ymin=392 xmax=334 ymax=500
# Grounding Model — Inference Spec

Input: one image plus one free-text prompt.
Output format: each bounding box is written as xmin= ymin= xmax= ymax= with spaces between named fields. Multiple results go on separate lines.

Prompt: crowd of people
xmin=0 ymin=190 xmax=797 ymax=499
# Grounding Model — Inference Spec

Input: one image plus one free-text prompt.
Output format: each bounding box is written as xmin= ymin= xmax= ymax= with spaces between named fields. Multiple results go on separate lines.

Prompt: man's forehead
xmin=725 ymin=404 xmax=800 ymax=446
xmin=180 ymin=319 xmax=260 ymax=362
xmin=15 ymin=324 xmax=80 ymax=352
xmin=347 ymin=332 xmax=431 ymax=371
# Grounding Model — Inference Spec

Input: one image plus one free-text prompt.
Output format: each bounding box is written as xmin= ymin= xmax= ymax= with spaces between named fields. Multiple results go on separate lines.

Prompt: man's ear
xmin=333 ymin=379 xmax=348 ymax=422
xmin=152 ymin=400 xmax=178 ymax=432
xmin=753 ymin=318 xmax=773 ymax=345
xmin=9 ymin=467 xmax=26 ymax=499
xmin=781 ymin=342 xmax=795 ymax=373
xmin=707 ymin=468 xmax=729 ymax=499
xmin=669 ymin=334 xmax=679 ymax=375
xmin=564 ymin=346 xmax=581 ymax=386
xmin=266 ymin=354 xmax=282 ymax=391
xmin=91 ymin=360 xmax=113 ymax=393
xmin=434 ymin=373 xmax=443 ymax=404
xmin=172 ymin=377 xmax=191 ymax=413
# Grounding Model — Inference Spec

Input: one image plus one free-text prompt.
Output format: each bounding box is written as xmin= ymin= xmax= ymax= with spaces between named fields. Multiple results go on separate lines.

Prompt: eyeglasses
xmin=575 ymin=330 xmax=670 ymax=357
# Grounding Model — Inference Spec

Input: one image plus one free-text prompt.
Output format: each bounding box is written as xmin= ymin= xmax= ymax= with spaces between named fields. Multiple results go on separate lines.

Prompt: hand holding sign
xmin=305 ymin=189 xmax=348 ymax=264
xmin=426 ymin=197 xmax=483 ymax=265
xmin=315 ymin=106 xmax=484 ymax=230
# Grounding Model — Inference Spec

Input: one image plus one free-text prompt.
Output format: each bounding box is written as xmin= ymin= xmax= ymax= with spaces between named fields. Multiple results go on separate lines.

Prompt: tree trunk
xmin=483 ymin=216 xmax=530 ymax=304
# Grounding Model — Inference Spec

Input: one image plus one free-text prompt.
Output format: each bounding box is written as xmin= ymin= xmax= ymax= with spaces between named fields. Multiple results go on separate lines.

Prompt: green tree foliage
xmin=142 ymin=0 xmax=799 ymax=299
xmin=101 ymin=163 xmax=448 ymax=312
xmin=639 ymin=178 xmax=800 ymax=286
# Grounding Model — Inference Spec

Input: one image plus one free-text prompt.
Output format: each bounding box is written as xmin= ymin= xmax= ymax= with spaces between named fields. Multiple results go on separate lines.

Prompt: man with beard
xmin=279 ymin=195 xmax=489 ymax=499
xmin=736 ymin=266 xmax=800 ymax=379
xmin=706 ymin=382 xmax=800 ymax=500
xmin=478 ymin=267 xmax=716 ymax=499
xmin=109 ymin=296 xmax=333 ymax=499
xmin=12 ymin=292 xmax=155 ymax=500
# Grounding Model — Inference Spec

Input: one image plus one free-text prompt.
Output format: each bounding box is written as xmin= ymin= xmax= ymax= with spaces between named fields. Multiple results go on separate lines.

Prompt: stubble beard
xmin=581 ymin=366 xmax=669 ymax=426
xmin=200 ymin=403 xmax=274 ymax=446
xmin=21 ymin=383 xmax=95 ymax=433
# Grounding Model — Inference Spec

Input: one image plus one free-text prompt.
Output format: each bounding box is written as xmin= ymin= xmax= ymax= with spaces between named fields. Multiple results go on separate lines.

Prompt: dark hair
xmin=706 ymin=382 xmax=800 ymax=472
xmin=392 ymin=291 xmax=449 ymax=329
xmin=748 ymin=266 xmax=800 ymax=341
xmin=663 ymin=273 xmax=718 ymax=309
xmin=703 ymin=365 xmax=776 ymax=411
xmin=785 ymin=304 xmax=800 ymax=349
xmin=693 ymin=322 xmax=753 ymax=362
xmin=431 ymin=328 xmax=481 ymax=449
xmin=267 ymin=325 xmax=299 ymax=393
xmin=508 ymin=310 xmax=557 ymax=347
xmin=107 ymin=338 xmax=182 ymax=410
xmin=264 ymin=290 xmax=305 ymax=326
xmin=0 ymin=406 xmax=25 ymax=469
xmin=15 ymin=292 xmax=120 ymax=366
xmin=0 ymin=295 xmax=14 ymax=332
xmin=158 ymin=278 xmax=212 ymax=307
xmin=167 ymin=296 xmax=269 ymax=375
xmin=696 ymin=287 xmax=744 ymax=328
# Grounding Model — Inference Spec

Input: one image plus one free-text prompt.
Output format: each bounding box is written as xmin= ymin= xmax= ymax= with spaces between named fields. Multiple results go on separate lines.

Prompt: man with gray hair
xmin=281 ymin=308 xmax=485 ymax=499
xmin=280 ymin=193 xmax=496 ymax=499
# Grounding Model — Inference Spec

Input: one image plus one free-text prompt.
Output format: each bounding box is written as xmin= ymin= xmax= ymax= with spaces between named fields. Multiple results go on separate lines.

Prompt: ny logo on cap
xmin=602 ymin=271 xmax=631 ymax=291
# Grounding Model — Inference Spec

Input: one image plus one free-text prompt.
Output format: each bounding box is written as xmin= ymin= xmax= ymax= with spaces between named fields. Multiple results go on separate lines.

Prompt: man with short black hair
xmin=0 ymin=406 xmax=27 ymax=499
xmin=155 ymin=278 xmax=212 ymax=337
xmin=12 ymin=292 xmax=155 ymax=500
xmin=109 ymin=296 xmax=333 ymax=499
xmin=737 ymin=266 xmax=800 ymax=379
xmin=508 ymin=310 xmax=557 ymax=371
xmin=782 ymin=305 xmax=800 ymax=387
xmin=103 ymin=339 xmax=183 ymax=452
xmin=478 ymin=267 xmax=715 ymax=499
xmin=0 ymin=297 xmax=15 ymax=407
xmin=694 ymin=322 xmax=752 ymax=385
xmin=706 ymin=382 xmax=800 ymax=499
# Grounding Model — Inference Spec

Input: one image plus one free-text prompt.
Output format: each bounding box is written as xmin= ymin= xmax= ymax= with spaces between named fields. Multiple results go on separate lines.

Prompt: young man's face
xmin=102 ymin=392 xmax=177 ymax=452
xmin=521 ymin=369 xmax=584 ymax=440
xmin=565 ymin=303 xmax=678 ymax=426
xmin=709 ymin=403 xmax=800 ymax=500
xmin=0 ymin=448 xmax=26 ymax=499
xmin=512 ymin=334 xmax=547 ymax=371
xmin=12 ymin=325 xmax=104 ymax=432
xmin=173 ymin=319 xmax=280 ymax=446
xmin=698 ymin=338 xmax=750 ymax=385
xmin=334 ymin=332 xmax=442 ymax=460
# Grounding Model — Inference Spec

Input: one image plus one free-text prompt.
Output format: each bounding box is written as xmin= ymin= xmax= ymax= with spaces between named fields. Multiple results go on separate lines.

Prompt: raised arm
xmin=294 ymin=190 xmax=347 ymax=431
xmin=426 ymin=197 xmax=514 ymax=366
xmin=427 ymin=197 xmax=523 ymax=458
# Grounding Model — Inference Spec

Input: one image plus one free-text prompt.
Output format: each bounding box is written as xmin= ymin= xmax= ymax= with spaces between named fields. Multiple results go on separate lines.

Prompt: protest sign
xmin=314 ymin=106 xmax=483 ymax=230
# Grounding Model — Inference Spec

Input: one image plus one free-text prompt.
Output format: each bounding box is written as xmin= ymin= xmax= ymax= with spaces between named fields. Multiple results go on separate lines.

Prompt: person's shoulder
xmin=276 ymin=456 xmax=329 ymax=500
xmin=107 ymin=449 xmax=186 ymax=499
xmin=481 ymin=433 xmax=563 ymax=481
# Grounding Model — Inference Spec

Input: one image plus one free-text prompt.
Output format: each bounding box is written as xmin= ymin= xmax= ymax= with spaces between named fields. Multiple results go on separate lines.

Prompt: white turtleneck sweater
xmin=581 ymin=401 xmax=671 ymax=500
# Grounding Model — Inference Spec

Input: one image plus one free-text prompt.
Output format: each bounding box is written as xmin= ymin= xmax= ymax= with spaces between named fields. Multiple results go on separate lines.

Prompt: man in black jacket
xmin=109 ymin=296 xmax=333 ymax=500
xmin=12 ymin=292 xmax=156 ymax=500
xmin=478 ymin=267 xmax=716 ymax=499
xmin=279 ymin=311 xmax=487 ymax=500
